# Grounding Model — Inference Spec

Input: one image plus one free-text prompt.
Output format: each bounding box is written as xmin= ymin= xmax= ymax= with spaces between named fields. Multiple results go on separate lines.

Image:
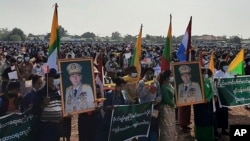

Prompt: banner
xmin=217 ymin=76 xmax=250 ymax=107
xmin=0 ymin=109 xmax=36 ymax=141
xmin=108 ymin=102 xmax=153 ymax=141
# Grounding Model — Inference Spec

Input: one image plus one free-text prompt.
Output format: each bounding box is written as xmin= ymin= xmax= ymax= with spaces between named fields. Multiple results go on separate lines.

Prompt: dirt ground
xmin=62 ymin=106 xmax=250 ymax=141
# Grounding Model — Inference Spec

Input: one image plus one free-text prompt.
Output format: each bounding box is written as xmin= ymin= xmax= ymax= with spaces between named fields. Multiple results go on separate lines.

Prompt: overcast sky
xmin=1 ymin=0 xmax=249 ymax=38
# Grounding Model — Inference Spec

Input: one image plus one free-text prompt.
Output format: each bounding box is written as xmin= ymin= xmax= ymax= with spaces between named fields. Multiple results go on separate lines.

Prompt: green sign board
xmin=217 ymin=76 xmax=250 ymax=107
xmin=0 ymin=110 xmax=36 ymax=141
xmin=109 ymin=102 xmax=153 ymax=141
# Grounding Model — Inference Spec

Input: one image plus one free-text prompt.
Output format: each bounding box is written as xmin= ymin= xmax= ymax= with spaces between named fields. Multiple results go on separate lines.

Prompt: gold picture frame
xmin=58 ymin=58 xmax=97 ymax=117
xmin=172 ymin=61 xmax=205 ymax=107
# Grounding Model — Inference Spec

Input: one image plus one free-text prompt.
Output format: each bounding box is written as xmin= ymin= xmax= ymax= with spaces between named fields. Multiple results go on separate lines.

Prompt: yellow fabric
xmin=122 ymin=75 xmax=139 ymax=84
xmin=208 ymin=52 xmax=215 ymax=74
xmin=229 ymin=49 xmax=244 ymax=71
xmin=133 ymin=25 xmax=143 ymax=80
xmin=144 ymin=80 xmax=154 ymax=85
xmin=49 ymin=4 xmax=58 ymax=47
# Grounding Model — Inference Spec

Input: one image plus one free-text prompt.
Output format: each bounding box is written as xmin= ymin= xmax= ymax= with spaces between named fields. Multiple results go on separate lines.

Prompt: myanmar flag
xmin=161 ymin=15 xmax=172 ymax=72
xmin=48 ymin=3 xmax=60 ymax=70
xmin=130 ymin=25 xmax=142 ymax=79
xmin=228 ymin=49 xmax=244 ymax=75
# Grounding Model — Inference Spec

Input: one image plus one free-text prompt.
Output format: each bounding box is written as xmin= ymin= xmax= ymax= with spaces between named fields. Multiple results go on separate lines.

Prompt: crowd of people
xmin=0 ymin=40 xmax=250 ymax=141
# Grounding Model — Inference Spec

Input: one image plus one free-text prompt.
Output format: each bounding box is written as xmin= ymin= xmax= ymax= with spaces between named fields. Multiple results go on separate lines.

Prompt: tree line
xmin=0 ymin=26 xmax=242 ymax=45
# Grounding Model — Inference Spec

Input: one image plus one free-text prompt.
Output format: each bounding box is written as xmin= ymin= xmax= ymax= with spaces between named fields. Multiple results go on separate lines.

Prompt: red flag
xmin=177 ymin=16 xmax=192 ymax=62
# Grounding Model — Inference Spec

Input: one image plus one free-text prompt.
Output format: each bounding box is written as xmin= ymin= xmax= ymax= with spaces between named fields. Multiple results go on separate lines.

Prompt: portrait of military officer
xmin=65 ymin=63 xmax=95 ymax=114
xmin=177 ymin=65 xmax=202 ymax=104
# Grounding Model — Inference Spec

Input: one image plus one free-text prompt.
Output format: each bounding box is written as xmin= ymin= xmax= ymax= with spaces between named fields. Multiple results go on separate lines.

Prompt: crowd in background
xmin=1 ymin=40 xmax=250 ymax=141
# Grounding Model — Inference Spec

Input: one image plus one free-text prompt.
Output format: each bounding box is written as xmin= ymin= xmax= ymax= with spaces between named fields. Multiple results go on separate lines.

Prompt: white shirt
xmin=214 ymin=70 xmax=234 ymax=79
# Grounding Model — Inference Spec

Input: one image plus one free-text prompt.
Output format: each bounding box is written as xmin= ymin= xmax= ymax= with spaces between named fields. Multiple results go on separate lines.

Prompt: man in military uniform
xmin=177 ymin=65 xmax=202 ymax=103
xmin=65 ymin=63 xmax=95 ymax=114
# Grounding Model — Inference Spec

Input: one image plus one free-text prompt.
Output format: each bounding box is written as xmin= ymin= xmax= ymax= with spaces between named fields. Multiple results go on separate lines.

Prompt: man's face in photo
xmin=181 ymin=73 xmax=191 ymax=84
xmin=69 ymin=73 xmax=82 ymax=86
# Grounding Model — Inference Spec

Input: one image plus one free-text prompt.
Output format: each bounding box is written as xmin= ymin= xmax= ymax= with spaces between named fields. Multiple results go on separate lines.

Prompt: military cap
xmin=66 ymin=63 xmax=82 ymax=75
xmin=179 ymin=65 xmax=191 ymax=74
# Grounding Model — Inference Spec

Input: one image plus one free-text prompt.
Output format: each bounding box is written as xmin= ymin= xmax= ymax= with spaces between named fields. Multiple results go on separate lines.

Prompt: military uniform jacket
xmin=65 ymin=83 xmax=95 ymax=113
xmin=178 ymin=81 xmax=202 ymax=103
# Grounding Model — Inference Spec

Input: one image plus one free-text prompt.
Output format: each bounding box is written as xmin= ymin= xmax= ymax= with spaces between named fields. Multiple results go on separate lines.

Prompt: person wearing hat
xmin=65 ymin=63 xmax=95 ymax=114
xmin=177 ymin=65 xmax=202 ymax=133
xmin=193 ymin=68 xmax=215 ymax=141
xmin=177 ymin=65 xmax=202 ymax=103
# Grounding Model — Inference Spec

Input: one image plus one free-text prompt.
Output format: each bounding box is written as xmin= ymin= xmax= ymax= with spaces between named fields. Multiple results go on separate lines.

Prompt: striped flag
xmin=177 ymin=17 xmax=192 ymax=62
xmin=130 ymin=24 xmax=142 ymax=79
xmin=47 ymin=3 xmax=60 ymax=70
xmin=228 ymin=49 xmax=245 ymax=75
xmin=161 ymin=15 xmax=172 ymax=72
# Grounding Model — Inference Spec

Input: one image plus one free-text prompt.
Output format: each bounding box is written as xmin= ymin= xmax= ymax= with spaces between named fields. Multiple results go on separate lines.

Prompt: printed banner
xmin=217 ymin=76 xmax=250 ymax=107
xmin=108 ymin=102 xmax=153 ymax=141
xmin=0 ymin=109 xmax=36 ymax=141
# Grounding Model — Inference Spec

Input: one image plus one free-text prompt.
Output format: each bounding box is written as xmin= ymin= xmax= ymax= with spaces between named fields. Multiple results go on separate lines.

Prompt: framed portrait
xmin=58 ymin=58 xmax=97 ymax=117
xmin=172 ymin=61 xmax=205 ymax=107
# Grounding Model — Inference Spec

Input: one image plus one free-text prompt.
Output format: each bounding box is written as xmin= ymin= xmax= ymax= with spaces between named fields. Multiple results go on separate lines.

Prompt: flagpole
xmin=46 ymin=65 xmax=49 ymax=98
xmin=189 ymin=49 xmax=192 ymax=61
xmin=46 ymin=73 xmax=49 ymax=98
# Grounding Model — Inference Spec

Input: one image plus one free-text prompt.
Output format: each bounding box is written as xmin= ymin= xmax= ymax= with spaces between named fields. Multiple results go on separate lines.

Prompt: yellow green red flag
xmin=228 ymin=49 xmax=244 ymax=75
xmin=161 ymin=15 xmax=172 ymax=72
xmin=48 ymin=3 xmax=60 ymax=70
xmin=130 ymin=25 xmax=142 ymax=79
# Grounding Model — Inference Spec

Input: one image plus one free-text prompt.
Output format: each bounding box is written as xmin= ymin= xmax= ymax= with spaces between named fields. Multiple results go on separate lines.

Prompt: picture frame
xmin=58 ymin=58 xmax=97 ymax=117
xmin=172 ymin=61 xmax=205 ymax=107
